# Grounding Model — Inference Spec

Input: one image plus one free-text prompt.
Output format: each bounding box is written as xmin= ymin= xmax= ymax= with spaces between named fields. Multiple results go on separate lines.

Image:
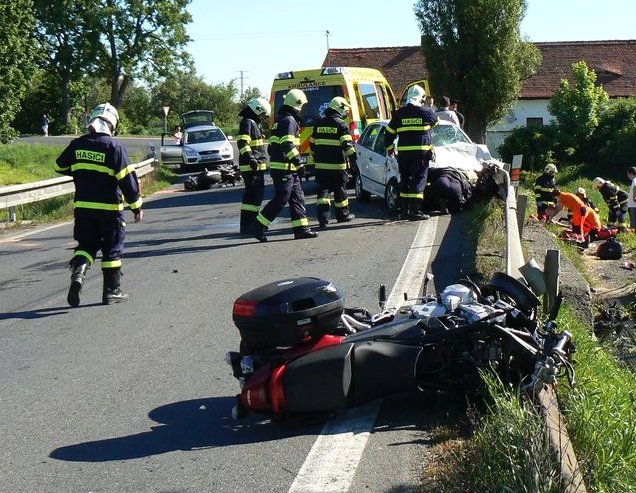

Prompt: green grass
xmin=559 ymin=305 xmax=636 ymax=493
xmin=423 ymin=195 xmax=636 ymax=493
xmin=1 ymin=140 xmax=178 ymax=224
xmin=0 ymin=143 xmax=65 ymax=185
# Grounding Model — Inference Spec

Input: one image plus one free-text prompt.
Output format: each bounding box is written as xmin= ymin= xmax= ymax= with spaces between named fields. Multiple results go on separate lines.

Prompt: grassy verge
xmin=0 ymin=143 xmax=66 ymax=185
xmin=422 ymin=195 xmax=636 ymax=493
xmin=1 ymin=158 xmax=178 ymax=226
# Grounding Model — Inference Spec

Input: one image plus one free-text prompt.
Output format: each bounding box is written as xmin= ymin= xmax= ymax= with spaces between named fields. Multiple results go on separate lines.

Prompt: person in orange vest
xmin=547 ymin=189 xmax=602 ymax=241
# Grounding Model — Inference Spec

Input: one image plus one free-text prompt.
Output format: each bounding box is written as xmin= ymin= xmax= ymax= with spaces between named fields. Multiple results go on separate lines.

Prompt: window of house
xmin=526 ymin=117 xmax=543 ymax=127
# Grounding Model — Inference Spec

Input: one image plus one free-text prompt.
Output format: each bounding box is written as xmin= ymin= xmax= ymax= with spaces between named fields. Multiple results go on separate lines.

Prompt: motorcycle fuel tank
xmin=233 ymin=277 xmax=345 ymax=352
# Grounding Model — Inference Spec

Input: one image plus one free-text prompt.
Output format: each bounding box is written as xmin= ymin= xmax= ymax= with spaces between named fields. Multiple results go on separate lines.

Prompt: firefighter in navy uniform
xmin=533 ymin=163 xmax=558 ymax=221
xmin=310 ymin=96 xmax=356 ymax=228
xmin=55 ymin=103 xmax=143 ymax=307
xmin=593 ymin=177 xmax=629 ymax=227
xmin=237 ymin=97 xmax=271 ymax=234
xmin=385 ymin=85 xmax=439 ymax=220
xmin=250 ymin=89 xmax=317 ymax=242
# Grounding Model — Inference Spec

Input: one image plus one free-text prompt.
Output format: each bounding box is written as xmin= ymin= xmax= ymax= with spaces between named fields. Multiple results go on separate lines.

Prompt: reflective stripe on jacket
xmin=386 ymin=104 xmax=438 ymax=153
xmin=55 ymin=132 xmax=142 ymax=217
xmin=237 ymin=113 xmax=268 ymax=172
xmin=268 ymin=106 xmax=301 ymax=173
xmin=310 ymin=111 xmax=355 ymax=172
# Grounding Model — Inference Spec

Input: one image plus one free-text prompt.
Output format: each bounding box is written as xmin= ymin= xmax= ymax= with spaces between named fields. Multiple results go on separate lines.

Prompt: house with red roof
xmin=323 ymin=40 xmax=636 ymax=153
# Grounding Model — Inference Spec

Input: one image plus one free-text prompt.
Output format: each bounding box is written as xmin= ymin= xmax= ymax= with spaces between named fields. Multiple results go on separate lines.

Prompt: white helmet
xmin=247 ymin=97 xmax=271 ymax=118
xmin=544 ymin=163 xmax=558 ymax=175
xmin=406 ymin=85 xmax=426 ymax=106
xmin=592 ymin=177 xmax=606 ymax=188
xmin=88 ymin=103 xmax=119 ymax=133
xmin=329 ymin=96 xmax=351 ymax=118
xmin=283 ymin=89 xmax=308 ymax=111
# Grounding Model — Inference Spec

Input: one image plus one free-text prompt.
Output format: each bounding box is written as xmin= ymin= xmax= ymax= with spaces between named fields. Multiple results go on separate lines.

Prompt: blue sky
xmin=186 ymin=0 xmax=635 ymax=98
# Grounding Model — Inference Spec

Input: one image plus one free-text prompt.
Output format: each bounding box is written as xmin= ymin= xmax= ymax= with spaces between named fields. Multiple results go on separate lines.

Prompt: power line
xmin=192 ymin=30 xmax=325 ymax=41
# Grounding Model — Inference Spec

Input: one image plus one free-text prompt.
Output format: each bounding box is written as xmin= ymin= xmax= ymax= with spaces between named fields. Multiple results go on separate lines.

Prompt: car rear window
xmin=185 ymin=128 xmax=225 ymax=144
xmin=273 ymin=86 xmax=344 ymax=126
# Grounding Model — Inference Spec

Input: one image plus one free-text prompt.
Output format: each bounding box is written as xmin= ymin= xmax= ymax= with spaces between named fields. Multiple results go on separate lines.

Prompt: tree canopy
xmin=0 ymin=0 xmax=40 ymax=142
xmin=414 ymin=0 xmax=541 ymax=142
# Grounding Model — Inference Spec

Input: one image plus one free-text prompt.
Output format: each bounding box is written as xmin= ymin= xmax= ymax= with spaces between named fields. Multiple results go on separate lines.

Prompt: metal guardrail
xmin=0 ymin=158 xmax=156 ymax=221
xmin=503 ymin=173 xmax=587 ymax=493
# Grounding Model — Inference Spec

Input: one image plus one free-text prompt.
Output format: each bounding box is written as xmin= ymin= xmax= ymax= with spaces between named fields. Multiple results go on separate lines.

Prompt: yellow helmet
xmin=247 ymin=97 xmax=271 ymax=118
xmin=329 ymin=96 xmax=351 ymax=117
xmin=283 ymin=89 xmax=308 ymax=111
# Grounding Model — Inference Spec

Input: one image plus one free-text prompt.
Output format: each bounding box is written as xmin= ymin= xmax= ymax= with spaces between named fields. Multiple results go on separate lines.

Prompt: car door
xmin=160 ymin=132 xmax=183 ymax=166
xmin=356 ymin=123 xmax=384 ymax=196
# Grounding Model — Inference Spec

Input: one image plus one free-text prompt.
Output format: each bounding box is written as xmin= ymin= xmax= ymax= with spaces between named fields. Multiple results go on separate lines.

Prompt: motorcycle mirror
xmin=378 ymin=285 xmax=386 ymax=308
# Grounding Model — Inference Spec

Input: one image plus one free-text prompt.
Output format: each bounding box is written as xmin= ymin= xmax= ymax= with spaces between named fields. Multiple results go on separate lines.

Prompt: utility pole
xmin=325 ymin=30 xmax=331 ymax=65
xmin=237 ymin=70 xmax=248 ymax=97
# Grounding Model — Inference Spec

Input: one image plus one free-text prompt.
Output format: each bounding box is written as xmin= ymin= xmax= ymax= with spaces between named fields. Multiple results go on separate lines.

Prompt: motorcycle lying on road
xmin=225 ymin=274 xmax=575 ymax=420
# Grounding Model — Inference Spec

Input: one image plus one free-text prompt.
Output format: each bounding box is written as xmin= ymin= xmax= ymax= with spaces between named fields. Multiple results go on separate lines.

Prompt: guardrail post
xmin=9 ymin=206 xmax=16 ymax=222
xmin=516 ymin=194 xmax=527 ymax=237
xmin=543 ymin=249 xmax=561 ymax=315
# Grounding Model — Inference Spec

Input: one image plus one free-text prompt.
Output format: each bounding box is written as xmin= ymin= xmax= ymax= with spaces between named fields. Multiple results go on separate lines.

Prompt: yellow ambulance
xmin=269 ymin=67 xmax=398 ymax=176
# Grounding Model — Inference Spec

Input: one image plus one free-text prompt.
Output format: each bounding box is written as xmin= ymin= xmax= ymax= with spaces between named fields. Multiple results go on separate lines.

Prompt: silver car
xmin=157 ymin=110 xmax=234 ymax=172
xmin=354 ymin=119 xmax=497 ymax=211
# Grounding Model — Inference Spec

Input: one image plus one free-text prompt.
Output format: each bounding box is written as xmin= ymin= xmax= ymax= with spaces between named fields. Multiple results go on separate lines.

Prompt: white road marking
xmin=0 ymin=221 xmax=72 ymax=245
xmin=288 ymin=216 xmax=439 ymax=493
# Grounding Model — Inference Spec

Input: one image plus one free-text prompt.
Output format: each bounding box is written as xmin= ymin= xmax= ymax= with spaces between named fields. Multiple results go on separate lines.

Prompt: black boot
xmin=102 ymin=268 xmax=129 ymax=305
xmin=336 ymin=213 xmax=355 ymax=223
xmin=249 ymin=221 xmax=268 ymax=242
xmin=294 ymin=228 xmax=318 ymax=239
xmin=67 ymin=263 xmax=88 ymax=307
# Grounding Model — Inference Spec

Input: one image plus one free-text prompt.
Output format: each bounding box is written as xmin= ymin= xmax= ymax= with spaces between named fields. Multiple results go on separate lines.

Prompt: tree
xmin=414 ymin=0 xmax=541 ymax=142
xmin=548 ymin=61 xmax=609 ymax=147
xmin=95 ymin=0 xmax=194 ymax=107
xmin=152 ymin=72 xmax=240 ymax=129
xmin=33 ymin=0 xmax=100 ymax=133
xmin=0 ymin=0 xmax=40 ymax=142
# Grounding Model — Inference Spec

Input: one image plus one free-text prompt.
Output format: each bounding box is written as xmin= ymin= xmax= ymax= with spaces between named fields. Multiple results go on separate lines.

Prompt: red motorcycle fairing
xmin=239 ymin=334 xmax=345 ymax=414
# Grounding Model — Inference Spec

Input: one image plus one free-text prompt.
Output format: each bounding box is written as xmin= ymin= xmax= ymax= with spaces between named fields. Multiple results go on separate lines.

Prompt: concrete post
xmin=543 ymin=249 xmax=561 ymax=315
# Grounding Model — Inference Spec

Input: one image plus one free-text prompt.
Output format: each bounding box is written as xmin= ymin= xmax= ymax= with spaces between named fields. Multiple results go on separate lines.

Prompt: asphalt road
xmin=0 ymin=177 xmax=474 ymax=492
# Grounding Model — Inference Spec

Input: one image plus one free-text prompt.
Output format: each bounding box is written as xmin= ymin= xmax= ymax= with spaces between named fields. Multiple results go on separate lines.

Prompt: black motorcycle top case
xmin=233 ymin=277 xmax=345 ymax=352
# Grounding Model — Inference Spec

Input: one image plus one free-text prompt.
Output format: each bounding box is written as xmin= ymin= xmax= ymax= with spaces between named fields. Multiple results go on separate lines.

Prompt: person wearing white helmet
xmin=237 ymin=97 xmax=271 ymax=234
xmin=54 ymin=102 xmax=143 ymax=307
xmin=533 ymin=163 xmax=558 ymax=221
xmin=385 ymin=84 xmax=439 ymax=220
xmin=250 ymin=89 xmax=317 ymax=242
xmin=309 ymin=96 xmax=357 ymax=228
xmin=593 ymin=176 xmax=629 ymax=227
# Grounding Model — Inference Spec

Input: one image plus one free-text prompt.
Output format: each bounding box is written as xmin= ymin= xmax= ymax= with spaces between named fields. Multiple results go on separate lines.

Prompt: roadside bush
xmin=588 ymin=97 xmax=636 ymax=175
xmin=497 ymin=123 xmax=562 ymax=171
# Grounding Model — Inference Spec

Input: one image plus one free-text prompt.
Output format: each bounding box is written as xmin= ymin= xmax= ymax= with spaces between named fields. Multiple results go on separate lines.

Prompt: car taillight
xmin=349 ymin=121 xmax=360 ymax=142
xmin=233 ymin=300 xmax=257 ymax=317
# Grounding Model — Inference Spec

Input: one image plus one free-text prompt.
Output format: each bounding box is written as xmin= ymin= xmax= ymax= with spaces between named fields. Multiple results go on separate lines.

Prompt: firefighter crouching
xmin=534 ymin=163 xmax=558 ymax=221
xmin=593 ymin=177 xmax=629 ymax=228
xmin=249 ymin=89 xmax=317 ymax=242
xmin=237 ymin=97 xmax=271 ymax=234
xmin=310 ymin=96 xmax=356 ymax=228
xmin=385 ymin=85 xmax=439 ymax=221
xmin=55 ymin=103 xmax=143 ymax=307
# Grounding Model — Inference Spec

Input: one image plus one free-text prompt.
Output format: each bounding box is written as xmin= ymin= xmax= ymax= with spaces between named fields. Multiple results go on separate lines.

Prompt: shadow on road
xmin=49 ymin=396 xmax=324 ymax=462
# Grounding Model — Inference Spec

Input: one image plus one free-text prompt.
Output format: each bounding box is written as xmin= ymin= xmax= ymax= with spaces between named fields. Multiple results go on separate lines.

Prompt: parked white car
xmin=157 ymin=110 xmax=234 ymax=172
xmin=354 ymin=119 xmax=499 ymax=211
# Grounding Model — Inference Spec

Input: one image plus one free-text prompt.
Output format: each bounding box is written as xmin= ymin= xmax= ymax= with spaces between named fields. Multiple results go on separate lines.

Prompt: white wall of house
xmin=486 ymin=99 xmax=555 ymax=158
